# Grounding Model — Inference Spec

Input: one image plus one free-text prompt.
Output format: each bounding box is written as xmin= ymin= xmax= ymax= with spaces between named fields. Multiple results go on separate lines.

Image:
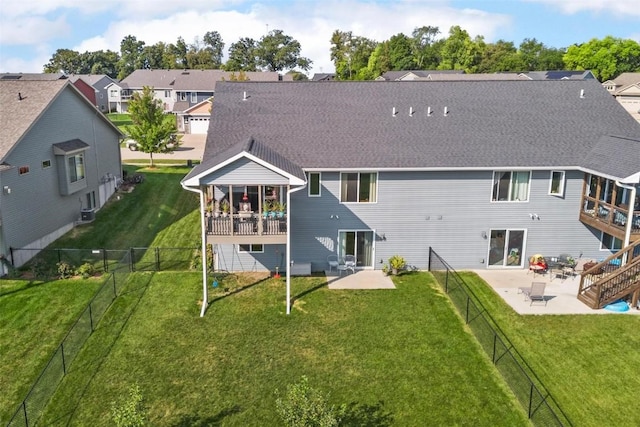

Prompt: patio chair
xmin=521 ymin=281 xmax=547 ymax=306
xmin=337 ymin=254 xmax=356 ymax=275
xmin=327 ymin=254 xmax=339 ymax=272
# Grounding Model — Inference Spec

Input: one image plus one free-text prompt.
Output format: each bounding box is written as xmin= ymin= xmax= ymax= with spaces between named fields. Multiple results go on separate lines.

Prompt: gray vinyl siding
xmin=203 ymin=158 xmax=289 ymax=185
xmin=289 ymin=169 xmax=603 ymax=271
xmin=0 ymin=87 xmax=121 ymax=253
xmin=212 ymin=168 xmax=608 ymax=272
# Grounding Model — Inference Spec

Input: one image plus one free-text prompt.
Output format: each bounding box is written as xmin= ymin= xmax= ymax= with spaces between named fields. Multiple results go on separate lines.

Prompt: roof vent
xmin=392 ymin=107 xmax=397 ymax=117
xmin=427 ymin=106 xmax=432 ymax=117
xmin=17 ymin=92 xmax=23 ymax=101
xmin=409 ymin=107 xmax=414 ymax=117
xmin=443 ymin=106 xmax=449 ymax=117
xmin=242 ymin=91 xmax=248 ymax=101
xmin=580 ymin=89 xmax=585 ymax=99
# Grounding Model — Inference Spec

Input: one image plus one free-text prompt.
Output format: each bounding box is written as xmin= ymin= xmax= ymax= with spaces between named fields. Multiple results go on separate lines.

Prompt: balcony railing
xmin=580 ymin=196 xmax=640 ymax=238
xmin=205 ymin=213 xmax=286 ymax=236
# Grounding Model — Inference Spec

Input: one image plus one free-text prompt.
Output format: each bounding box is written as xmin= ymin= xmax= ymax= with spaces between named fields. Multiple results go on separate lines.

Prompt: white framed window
xmin=42 ymin=159 xmax=51 ymax=169
xmin=191 ymin=92 xmax=197 ymax=103
xmin=238 ymin=244 xmax=264 ymax=253
xmin=165 ymin=90 xmax=171 ymax=98
xmin=110 ymin=89 xmax=118 ymax=97
xmin=180 ymin=92 xmax=187 ymax=101
xmin=340 ymin=172 xmax=377 ymax=203
xmin=491 ymin=171 xmax=530 ymax=202
xmin=600 ymin=232 xmax=622 ymax=251
xmin=68 ymin=153 xmax=85 ymax=183
xmin=308 ymin=172 xmax=321 ymax=197
xmin=549 ymin=171 xmax=565 ymax=196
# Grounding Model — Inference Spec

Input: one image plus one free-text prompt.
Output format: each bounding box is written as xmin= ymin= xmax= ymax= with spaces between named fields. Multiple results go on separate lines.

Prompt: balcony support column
xmin=616 ymin=181 xmax=636 ymax=264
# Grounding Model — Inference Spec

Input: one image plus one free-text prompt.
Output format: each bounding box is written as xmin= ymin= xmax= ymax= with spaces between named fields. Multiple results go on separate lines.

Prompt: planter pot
xmin=391 ymin=268 xmax=398 ymax=275
xmin=222 ymin=212 xmax=229 ymax=218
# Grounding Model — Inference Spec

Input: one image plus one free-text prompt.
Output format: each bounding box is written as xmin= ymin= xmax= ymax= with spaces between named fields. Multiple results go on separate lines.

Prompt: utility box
xmin=81 ymin=208 xmax=95 ymax=221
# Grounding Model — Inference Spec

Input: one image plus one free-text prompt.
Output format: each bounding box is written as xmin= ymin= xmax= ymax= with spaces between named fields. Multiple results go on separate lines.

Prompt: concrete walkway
xmin=472 ymin=268 xmax=640 ymax=315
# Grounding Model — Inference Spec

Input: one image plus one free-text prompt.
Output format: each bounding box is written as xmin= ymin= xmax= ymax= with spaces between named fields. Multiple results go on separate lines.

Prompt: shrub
xmin=275 ymin=376 xmax=345 ymax=427
xmin=75 ymin=262 xmax=96 ymax=279
xmin=388 ymin=255 xmax=406 ymax=272
xmin=56 ymin=261 xmax=75 ymax=279
xmin=111 ymin=383 xmax=147 ymax=427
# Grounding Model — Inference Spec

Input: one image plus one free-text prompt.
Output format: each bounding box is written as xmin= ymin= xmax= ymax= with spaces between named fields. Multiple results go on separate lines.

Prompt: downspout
xmin=286 ymin=183 xmax=307 ymax=315
xmin=182 ymin=183 xmax=209 ymax=317
xmin=615 ymin=181 xmax=636 ymax=264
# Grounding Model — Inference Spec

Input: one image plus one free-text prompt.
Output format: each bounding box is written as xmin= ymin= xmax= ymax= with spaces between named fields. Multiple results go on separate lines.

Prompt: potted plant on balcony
xmin=262 ymin=200 xmax=272 ymax=219
xmin=275 ymin=201 xmax=286 ymax=218
xmin=388 ymin=254 xmax=406 ymax=275
xmin=220 ymin=200 xmax=230 ymax=217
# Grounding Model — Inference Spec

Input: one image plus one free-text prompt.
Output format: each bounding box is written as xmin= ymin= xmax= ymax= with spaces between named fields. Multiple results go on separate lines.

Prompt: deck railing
xmin=580 ymin=196 xmax=640 ymax=234
xmin=205 ymin=213 xmax=287 ymax=236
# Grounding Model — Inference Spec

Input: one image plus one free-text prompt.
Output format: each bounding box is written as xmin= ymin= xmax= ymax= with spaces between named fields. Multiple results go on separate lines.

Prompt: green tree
xmin=255 ymin=29 xmax=312 ymax=72
xmin=225 ymin=37 xmax=258 ymax=71
xmin=118 ymin=35 xmax=145 ymax=79
xmin=517 ymin=38 xmax=565 ymax=71
xmin=367 ymin=42 xmax=392 ymax=78
xmin=438 ymin=26 xmax=484 ymax=72
xmin=330 ymin=30 xmax=377 ymax=80
xmin=388 ymin=33 xmax=415 ymax=70
xmin=126 ymin=86 xmax=181 ymax=167
xmin=203 ymin=30 xmax=225 ymax=68
xmin=169 ymin=37 xmax=188 ymax=69
xmin=411 ymin=26 xmax=441 ymax=69
xmin=564 ymin=36 xmax=640 ymax=81
xmin=141 ymin=42 xmax=171 ymax=69
xmin=477 ymin=40 xmax=525 ymax=73
xmin=44 ymin=49 xmax=82 ymax=74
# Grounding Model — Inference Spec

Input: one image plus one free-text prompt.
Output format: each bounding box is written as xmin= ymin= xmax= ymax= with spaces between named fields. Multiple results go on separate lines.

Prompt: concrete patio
xmin=325 ymin=270 xmax=396 ymax=290
xmin=472 ymin=268 xmax=640 ymax=315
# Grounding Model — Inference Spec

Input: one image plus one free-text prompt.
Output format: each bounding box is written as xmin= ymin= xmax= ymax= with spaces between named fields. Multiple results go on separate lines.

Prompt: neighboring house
xmin=521 ymin=70 xmax=596 ymax=80
xmin=108 ymin=69 xmax=293 ymax=134
xmin=68 ymin=74 xmax=119 ymax=113
xmin=0 ymin=80 xmax=123 ymax=272
xmin=602 ymin=72 xmax=640 ymax=124
xmin=311 ymin=73 xmax=336 ymax=81
xmin=376 ymin=70 xmax=465 ymax=81
xmin=182 ymin=80 xmax=640 ymax=314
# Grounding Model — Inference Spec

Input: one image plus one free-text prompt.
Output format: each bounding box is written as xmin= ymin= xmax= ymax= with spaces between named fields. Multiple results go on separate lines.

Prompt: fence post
xmin=22 ymin=400 xmax=29 ymax=427
xmin=465 ymin=296 xmax=470 ymax=323
xmin=61 ymin=342 xmax=67 ymax=375
xmin=155 ymin=247 xmax=160 ymax=270
xmin=57 ymin=248 xmax=61 ymax=263
xmin=10 ymin=246 xmax=15 ymax=266
xmin=103 ymin=249 xmax=108 ymax=273
xmin=112 ymin=272 xmax=117 ymax=297
xmin=89 ymin=304 xmax=94 ymax=332
xmin=528 ymin=383 xmax=534 ymax=418
xmin=130 ymin=247 xmax=135 ymax=272
xmin=492 ymin=334 xmax=497 ymax=363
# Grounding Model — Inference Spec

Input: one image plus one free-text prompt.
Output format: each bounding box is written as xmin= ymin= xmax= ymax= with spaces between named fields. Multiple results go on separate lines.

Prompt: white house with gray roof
xmin=0 ymin=80 xmax=123 ymax=271
xmin=182 ymin=79 xmax=640 ymax=315
xmin=108 ymin=69 xmax=293 ymax=134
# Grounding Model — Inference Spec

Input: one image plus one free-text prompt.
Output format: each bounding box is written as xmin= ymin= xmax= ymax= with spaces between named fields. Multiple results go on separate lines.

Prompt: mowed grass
xmin=458 ymin=271 xmax=640 ymax=427
xmin=0 ymin=278 xmax=103 ymax=422
xmin=1 ymin=165 xmax=199 ymax=423
xmin=39 ymin=271 xmax=529 ymax=426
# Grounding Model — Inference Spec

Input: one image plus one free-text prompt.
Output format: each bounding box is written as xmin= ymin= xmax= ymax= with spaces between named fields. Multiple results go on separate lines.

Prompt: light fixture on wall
xmin=3 ymin=186 xmax=10 ymax=194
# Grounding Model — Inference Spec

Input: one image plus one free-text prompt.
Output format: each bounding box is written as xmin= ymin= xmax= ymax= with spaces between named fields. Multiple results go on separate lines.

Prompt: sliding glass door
xmin=488 ymin=229 xmax=525 ymax=267
xmin=338 ymin=230 xmax=374 ymax=268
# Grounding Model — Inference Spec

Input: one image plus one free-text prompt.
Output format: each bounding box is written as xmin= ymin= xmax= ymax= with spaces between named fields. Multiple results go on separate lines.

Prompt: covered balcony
xmin=203 ymin=184 xmax=289 ymax=244
xmin=579 ymin=174 xmax=640 ymax=242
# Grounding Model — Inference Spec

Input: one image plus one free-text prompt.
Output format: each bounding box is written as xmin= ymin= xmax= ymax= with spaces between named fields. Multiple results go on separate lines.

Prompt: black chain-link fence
xmin=428 ymin=247 xmax=573 ymax=427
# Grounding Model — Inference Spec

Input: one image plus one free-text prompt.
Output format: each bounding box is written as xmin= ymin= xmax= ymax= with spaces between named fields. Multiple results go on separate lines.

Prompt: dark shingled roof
xmin=53 ymin=139 xmax=90 ymax=153
xmin=197 ymin=80 xmax=640 ymax=182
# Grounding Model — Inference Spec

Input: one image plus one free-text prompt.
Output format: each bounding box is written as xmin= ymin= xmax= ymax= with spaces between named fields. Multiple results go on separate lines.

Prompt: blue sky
xmin=1 ymin=0 xmax=638 ymax=76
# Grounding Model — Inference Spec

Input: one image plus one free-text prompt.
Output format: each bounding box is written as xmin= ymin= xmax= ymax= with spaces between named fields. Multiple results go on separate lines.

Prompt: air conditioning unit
xmin=81 ymin=208 xmax=95 ymax=221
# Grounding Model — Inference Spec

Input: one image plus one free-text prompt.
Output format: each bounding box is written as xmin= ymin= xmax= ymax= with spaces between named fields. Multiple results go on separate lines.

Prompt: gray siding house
xmin=182 ymin=80 xmax=640 ymax=314
xmin=68 ymin=74 xmax=119 ymax=113
xmin=0 ymin=80 xmax=123 ymax=271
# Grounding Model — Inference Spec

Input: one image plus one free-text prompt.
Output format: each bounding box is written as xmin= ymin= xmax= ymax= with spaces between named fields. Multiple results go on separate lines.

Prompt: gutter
xmin=285 ymin=182 xmax=308 ymax=315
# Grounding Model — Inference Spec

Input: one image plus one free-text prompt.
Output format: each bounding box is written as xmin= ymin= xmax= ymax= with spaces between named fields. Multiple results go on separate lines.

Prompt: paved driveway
xmin=121 ymin=133 xmax=205 ymax=163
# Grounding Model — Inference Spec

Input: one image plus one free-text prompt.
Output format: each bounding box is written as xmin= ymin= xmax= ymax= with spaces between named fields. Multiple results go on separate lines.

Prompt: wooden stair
xmin=577 ymin=240 xmax=640 ymax=309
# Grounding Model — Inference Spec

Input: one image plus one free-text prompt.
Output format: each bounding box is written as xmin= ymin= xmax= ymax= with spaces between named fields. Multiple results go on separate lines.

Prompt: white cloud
xmin=525 ymin=0 xmax=640 ymax=17
xmin=0 ymin=15 xmax=69 ymax=45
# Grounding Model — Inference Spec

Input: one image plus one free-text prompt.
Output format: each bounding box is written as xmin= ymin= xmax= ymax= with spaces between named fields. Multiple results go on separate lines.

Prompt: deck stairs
xmin=577 ymin=240 xmax=640 ymax=309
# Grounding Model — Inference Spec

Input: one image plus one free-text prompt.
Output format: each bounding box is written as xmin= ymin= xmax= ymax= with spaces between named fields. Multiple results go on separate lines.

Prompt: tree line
xmin=44 ymin=26 xmax=640 ymax=82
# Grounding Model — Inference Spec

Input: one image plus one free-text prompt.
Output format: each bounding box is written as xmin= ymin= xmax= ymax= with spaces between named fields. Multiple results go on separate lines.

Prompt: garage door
xmin=189 ymin=118 xmax=209 ymax=134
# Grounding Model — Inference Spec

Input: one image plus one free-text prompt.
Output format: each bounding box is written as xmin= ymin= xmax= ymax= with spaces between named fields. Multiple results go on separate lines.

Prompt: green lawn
xmin=457 ymin=271 xmax=640 ymax=427
xmin=0 ymin=278 xmax=103 ymax=422
xmin=38 ymin=271 xmax=529 ymax=426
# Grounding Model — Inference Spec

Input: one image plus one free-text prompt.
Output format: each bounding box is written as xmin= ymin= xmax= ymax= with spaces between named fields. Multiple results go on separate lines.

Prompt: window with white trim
xmin=308 ymin=172 xmax=321 ymax=197
xmin=68 ymin=153 xmax=85 ymax=183
xmin=340 ymin=172 xmax=377 ymax=203
xmin=42 ymin=160 xmax=51 ymax=169
xmin=549 ymin=171 xmax=565 ymax=196
xmin=491 ymin=171 xmax=530 ymax=202
xmin=191 ymin=92 xmax=197 ymax=103
xmin=239 ymin=244 xmax=264 ymax=253
xmin=601 ymin=232 xmax=622 ymax=251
